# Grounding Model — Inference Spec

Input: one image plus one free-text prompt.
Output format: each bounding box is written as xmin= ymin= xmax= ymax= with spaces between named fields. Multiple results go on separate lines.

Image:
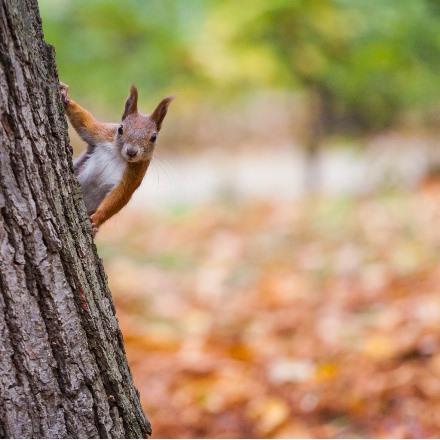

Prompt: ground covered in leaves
xmin=99 ymin=187 xmax=440 ymax=438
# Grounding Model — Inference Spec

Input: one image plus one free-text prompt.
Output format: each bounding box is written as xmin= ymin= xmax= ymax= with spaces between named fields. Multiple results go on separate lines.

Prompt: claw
xmin=59 ymin=82 xmax=70 ymax=106
xmin=89 ymin=216 xmax=99 ymax=237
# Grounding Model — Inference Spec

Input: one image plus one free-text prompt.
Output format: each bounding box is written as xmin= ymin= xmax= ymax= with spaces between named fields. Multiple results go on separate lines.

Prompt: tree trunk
xmin=302 ymin=84 xmax=336 ymax=193
xmin=303 ymin=86 xmax=326 ymax=193
xmin=0 ymin=1 xmax=151 ymax=437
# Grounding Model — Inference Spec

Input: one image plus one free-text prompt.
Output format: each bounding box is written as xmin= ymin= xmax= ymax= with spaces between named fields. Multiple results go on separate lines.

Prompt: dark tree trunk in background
xmin=303 ymin=85 xmax=332 ymax=193
xmin=0 ymin=1 xmax=151 ymax=437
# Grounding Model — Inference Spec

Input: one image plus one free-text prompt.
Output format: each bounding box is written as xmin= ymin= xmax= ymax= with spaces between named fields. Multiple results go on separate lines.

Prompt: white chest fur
xmin=79 ymin=143 xmax=125 ymax=187
xmin=77 ymin=142 xmax=126 ymax=213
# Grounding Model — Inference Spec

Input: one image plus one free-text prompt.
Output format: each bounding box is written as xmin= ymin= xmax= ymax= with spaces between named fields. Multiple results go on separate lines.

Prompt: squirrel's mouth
xmin=125 ymin=155 xmax=141 ymax=163
xmin=121 ymin=145 xmax=141 ymax=162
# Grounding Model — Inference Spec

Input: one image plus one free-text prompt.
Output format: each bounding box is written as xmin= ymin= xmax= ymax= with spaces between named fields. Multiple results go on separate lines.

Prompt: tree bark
xmin=0 ymin=0 xmax=151 ymax=437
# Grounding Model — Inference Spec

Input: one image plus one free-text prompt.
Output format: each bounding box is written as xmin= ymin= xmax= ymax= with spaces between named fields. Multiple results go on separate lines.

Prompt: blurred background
xmin=40 ymin=0 xmax=440 ymax=437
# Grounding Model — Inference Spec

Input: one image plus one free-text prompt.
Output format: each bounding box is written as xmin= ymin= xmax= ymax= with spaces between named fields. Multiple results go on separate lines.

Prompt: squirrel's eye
xmin=118 ymin=125 xmax=123 ymax=135
xmin=150 ymin=133 xmax=157 ymax=143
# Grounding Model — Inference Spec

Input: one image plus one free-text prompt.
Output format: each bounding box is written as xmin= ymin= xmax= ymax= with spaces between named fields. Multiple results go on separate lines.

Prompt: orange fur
xmin=90 ymin=160 xmax=150 ymax=228
xmin=66 ymin=99 xmax=115 ymax=144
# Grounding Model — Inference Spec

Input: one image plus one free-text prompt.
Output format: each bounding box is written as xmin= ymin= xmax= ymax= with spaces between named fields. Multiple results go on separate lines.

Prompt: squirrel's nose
xmin=126 ymin=146 xmax=138 ymax=158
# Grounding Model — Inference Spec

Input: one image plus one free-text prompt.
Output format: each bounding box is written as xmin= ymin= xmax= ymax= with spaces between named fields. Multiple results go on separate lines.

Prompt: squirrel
xmin=60 ymin=82 xmax=173 ymax=235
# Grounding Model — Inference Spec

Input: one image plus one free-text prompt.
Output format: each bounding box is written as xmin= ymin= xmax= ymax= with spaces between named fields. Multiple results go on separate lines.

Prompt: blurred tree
xmin=196 ymin=0 xmax=440 ymax=188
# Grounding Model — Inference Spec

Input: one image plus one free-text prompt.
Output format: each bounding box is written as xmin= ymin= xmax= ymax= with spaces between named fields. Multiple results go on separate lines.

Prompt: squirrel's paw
xmin=89 ymin=215 xmax=99 ymax=237
xmin=59 ymin=82 xmax=70 ymax=106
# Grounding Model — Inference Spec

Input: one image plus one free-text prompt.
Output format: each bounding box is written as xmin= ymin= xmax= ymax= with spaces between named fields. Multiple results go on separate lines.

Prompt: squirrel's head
xmin=116 ymin=85 xmax=173 ymax=163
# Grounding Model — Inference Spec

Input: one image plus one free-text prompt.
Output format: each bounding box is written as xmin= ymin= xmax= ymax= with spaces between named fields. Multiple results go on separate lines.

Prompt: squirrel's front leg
xmin=90 ymin=161 xmax=150 ymax=235
xmin=60 ymin=82 xmax=115 ymax=145
xmin=90 ymin=183 xmax=131 ymax=236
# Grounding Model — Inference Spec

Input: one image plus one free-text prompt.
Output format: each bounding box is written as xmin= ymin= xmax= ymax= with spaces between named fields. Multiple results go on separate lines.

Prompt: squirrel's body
xmin=60 ymin=83 xmax=172 ymax=233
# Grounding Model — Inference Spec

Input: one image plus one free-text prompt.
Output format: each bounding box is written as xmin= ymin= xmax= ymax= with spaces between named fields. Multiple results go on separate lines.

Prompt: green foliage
xmin=40 ymin=0 xmax=440 ymax=129
xmin=203 ymin=0 xmax=440 ymax=128
xmin=40 ymin=0 xmax=208 ymax=108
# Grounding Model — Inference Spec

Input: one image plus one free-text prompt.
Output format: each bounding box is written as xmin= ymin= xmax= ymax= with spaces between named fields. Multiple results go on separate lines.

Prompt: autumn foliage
xmin=98 ymin=185 xmax=440 ymax=438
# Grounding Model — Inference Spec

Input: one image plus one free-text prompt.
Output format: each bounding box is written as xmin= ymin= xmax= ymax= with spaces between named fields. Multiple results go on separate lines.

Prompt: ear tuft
xmin=151 ymin=96 xmax=174 ymax=131
xmin=122 ymin=84 xmax=138 ymax=120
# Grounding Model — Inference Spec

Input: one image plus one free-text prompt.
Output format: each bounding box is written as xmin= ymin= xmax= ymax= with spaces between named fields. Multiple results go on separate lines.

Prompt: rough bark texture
xmin=0 ymin=0 xmax=151 ymax=437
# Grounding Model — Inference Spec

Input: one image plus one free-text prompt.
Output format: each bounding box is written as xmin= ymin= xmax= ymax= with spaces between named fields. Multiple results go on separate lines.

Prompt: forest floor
xmin=99 ymin=184 xmax=440 ymax=438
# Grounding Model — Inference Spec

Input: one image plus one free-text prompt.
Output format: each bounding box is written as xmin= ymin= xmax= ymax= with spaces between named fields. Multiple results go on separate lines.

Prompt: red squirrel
xmin=60 ymin=83 xmax=173 ymax=234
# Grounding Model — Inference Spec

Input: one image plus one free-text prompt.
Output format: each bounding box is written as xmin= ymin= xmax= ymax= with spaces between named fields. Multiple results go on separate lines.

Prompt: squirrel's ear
xmin=151 ymin=96 xmax=174 ymax=131
xmin=122 ymin=85 xmax=138 ymax=120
